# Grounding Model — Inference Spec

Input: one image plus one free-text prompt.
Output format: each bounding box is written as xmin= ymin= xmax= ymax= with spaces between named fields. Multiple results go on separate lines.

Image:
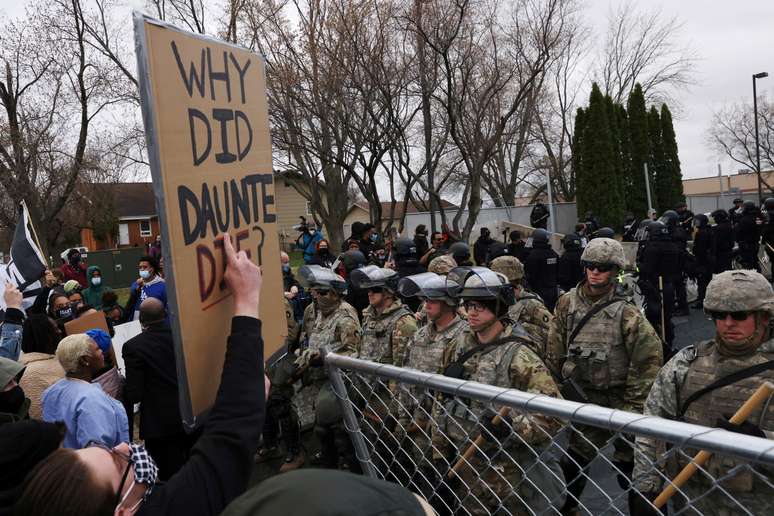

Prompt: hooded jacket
xmin=82 ymin=265 xmax=111 ymax=309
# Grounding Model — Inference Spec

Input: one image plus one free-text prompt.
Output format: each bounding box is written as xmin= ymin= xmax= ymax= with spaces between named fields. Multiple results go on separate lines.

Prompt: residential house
xmin=343 ymin=199 xmax=458 ymax=238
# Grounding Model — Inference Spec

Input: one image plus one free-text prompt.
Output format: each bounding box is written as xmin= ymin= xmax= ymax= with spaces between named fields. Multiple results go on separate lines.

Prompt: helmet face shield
xmin=446 ymin=266 xmax=513 ymax=304
xmin=350 ymin=265 xmax=398 ymax=291
xmin=398 ymin=272 xmax=456 ymax=300
xmin=298 ymin=264 xmax=347 ymax=293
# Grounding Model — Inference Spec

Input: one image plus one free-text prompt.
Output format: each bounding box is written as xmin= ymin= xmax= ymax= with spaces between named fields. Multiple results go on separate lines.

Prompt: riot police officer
xmin=295 ymin=265 xmax=362 ymax=470
xmin=449 ymin=241 xmax=473 ymax=266
xmin=393 ymin=238 xmax=426 ymax=313
xmin=735 ymin=200 xmax=761 ymax=271
xmin=691 ymin=213 xmax=714 ymax=308
xmin=557 ymin=234 xmax=584 ymax=292
xmin=524 ymin=228 xmax=559 ymax=311
xmin=762 ymin=198 xmax=774 ymax=278
xmin=711 ymin=209 xmax=734 ymax=273
xmin=341 ymin=250 xmax=369 ymax=320
xmin=638 ymin=220 xmax=679 ymax=354
xmin=661 ymin=210 xmax=690 ymax=316
xmin=675 ymin=201 xmax=694 ymax=232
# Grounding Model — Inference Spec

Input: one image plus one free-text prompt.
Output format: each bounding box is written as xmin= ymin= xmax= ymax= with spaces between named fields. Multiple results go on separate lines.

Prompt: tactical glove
xmin=480 ymin=408 xmax=512 ymax=442
xmin=716 ymin=417 xmax=765 ymax=438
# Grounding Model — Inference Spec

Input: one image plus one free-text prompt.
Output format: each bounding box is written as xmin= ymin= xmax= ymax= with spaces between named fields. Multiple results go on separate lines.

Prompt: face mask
xmin=316 ymin=293 xmax=339 ymax=314
xmin=91 ymin=277 xmax=102 ymax=286
xmin=117 ymin=443 xmax=159 ymax=511
xmin=282 ymin=264 xmax=290 ymax=273
xmin=70 ymin=254 xmax=81 ymax=265
xmin=370 ymin=233 xmax=378 ymax=242
xmin=55 ymin=306 xmax=73 ymax=320
xmin=139 ymin=270 xmax=151 ymax=280
xmin=0 ymin=385 xmax=25 ymax=414
xmin=319 ymin=248 xmax=329 ymax=255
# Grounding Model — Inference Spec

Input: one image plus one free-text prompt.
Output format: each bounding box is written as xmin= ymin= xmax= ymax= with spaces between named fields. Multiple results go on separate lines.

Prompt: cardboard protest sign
xmin=64 ymin=310 xmax=111 ymax=336
xmin=134 ymin=14 xmax=284 ymax=427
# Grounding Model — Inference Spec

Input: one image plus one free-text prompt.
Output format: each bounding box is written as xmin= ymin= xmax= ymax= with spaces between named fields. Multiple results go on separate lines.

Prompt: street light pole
xmin=753 ymin=71 xmax=768 ymax=203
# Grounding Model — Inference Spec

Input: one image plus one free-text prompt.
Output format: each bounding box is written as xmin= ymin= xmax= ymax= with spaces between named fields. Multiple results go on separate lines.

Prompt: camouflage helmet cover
xmin=428 ymin=254 xmax=457 ymax=275
xmin=580 ymin=237 xmax=626 ymax=268
xmin=489 ymin=255 xmax=525 ymax=282
xmin=704 ymin=270 xmax=774 ymax=316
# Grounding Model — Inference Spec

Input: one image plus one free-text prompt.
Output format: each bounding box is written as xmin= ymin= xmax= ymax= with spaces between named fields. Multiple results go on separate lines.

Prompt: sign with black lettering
xmin=134 ymin=14 xmax=284 ymax=427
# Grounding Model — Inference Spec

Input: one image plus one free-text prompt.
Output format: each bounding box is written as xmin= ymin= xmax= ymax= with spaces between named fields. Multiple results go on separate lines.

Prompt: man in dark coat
xmin=557 ymin=234 xmax=584 ymax=292
xmin=530 ymin=201 xmax=550 ymax=229
xmin=524 ymin=229 xmax=558 ymax=311
xmin=690 ymin=214 xmax=714 ymax=308
xmin=123 ymin=298 xmax=196 ymax=480
xmin=473 ymin=227 xmax=494 ymax=265
xmin=711 ymin=209 xmax=734 ymax=273
xmin=734 ymin=200 xmax=761 ymax=271
xmin=506 ymin=230 xmax=529 ymax=263
xmin=762 ymin=198 xmax=774 ymax=277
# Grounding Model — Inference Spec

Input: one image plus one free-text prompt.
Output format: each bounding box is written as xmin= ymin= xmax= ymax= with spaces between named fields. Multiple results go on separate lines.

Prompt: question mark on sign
xmin=252 ymin=225 xmax=265 ymax=266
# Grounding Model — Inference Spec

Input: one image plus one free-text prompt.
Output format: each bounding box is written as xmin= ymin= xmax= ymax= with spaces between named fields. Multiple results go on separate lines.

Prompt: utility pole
xmin=753 ymin=71 xmax=769 ymax=203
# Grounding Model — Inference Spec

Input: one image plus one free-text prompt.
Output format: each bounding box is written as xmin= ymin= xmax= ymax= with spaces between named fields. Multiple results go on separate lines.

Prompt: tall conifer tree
xmin=648 ymin=106 xmax=665 ymax=212
xmin=660 ymin=104 xmax=684 ymax=209
xmin=626 ymin=84 xmax=652 ymax=217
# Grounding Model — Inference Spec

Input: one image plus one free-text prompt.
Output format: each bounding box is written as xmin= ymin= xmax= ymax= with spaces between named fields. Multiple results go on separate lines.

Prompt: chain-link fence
xmin=325 ymin=352 xmax=774 ymax=515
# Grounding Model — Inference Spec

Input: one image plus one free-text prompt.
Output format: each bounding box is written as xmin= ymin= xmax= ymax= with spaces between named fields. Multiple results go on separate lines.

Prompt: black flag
xmin=1 ymin=202 xmax=46 ymax=310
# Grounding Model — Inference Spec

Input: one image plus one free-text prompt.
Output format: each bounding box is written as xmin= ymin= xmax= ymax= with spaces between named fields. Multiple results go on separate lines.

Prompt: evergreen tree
xmin=577 ymin=83 xmax=624 ymax=226
xmin=617 ymin=105 xmax=632 ymax=196
xmin=605 ymin=95 xmax=626 ymax=225
xmin=572 ymin=107 xmax=587 ymax=215
xmin=626 ymin=84 xmax=652 ymax=218
xmin=660 ymin=104 xmax=684 ymax=209
xmin=648 ymin=106 xmax=665 ymax=212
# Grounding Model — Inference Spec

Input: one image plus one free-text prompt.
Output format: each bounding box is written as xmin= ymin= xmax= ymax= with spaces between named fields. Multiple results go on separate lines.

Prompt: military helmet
xmin=350 ymin=265 xmax=399 ymax=293
xmin=704 ymin=270 xmax=774 ymax=316
xmin=449 ymin=242 xmax=470 ymax=261
xmin=659 ymin=210 xmax=679 ymax=229
xmin=428 ymin=254 xmax=457 ymax=275
xmin=397 ymin=272 xmax=458 ymax=306
xmin=298 ymin=265 xmax=348 ymax=294
xmin=562 ymin=234 xmax=582 ymax=250
xmin=486 ymin=242 xmax=508 ymax=262
xmin=489 ymin=256 xmax=525 ymax=283
xmin=531 ymin=228 xmax=549 ymax=244
xmin=675 ymin=201 xmax=687 ymax=210
xmin=446 ymin=266 xmax=515 ymax=307
xmin=393 ymin=237 xmax=418 ymax=258
xmin=595 ymin=227 xmax=615 ymax=239
xmin=648 ymin=220 xmax=670 ymax=241
xmin=711 ymin=209 xmax=729 ymax=223
xmin=580 ymin=237 xmax=626 ymax=269
xmin=765 ymin=198 xmax=774 ymax=211
xmin=693 ymin=213 xmax=709 ymax=227
xmin=341 ymin=250 xmax=366 ymax=272
xmin=742 ymin=200 xmax=758 ymax=214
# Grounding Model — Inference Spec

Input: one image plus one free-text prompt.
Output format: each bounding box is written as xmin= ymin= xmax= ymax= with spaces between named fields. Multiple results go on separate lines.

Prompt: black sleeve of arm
xmin=143 ymin=317 xmax=265 ymax=515
xmin=122 ymin=344 xmax=144 ymax=405
xmin=123 ymin=286 xmax=140 ymax=322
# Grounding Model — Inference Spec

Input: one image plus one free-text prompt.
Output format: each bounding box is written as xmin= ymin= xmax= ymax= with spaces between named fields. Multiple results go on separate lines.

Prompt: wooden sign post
xmin=134 ymin=14 xmax=285 ymax=428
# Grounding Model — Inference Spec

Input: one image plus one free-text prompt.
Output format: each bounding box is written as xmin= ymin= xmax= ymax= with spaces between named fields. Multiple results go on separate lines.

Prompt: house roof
xmin=97 ymin=182 xmax=157 ymax=219
xmin=350 ymin=199 xmax=458 ymax=220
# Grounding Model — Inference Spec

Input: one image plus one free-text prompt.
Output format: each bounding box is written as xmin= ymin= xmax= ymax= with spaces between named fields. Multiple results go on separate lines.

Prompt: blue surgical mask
xmin=139 ymin=270 xmax=151 ymax=280
xmin=282 ymin=264 xmax=290 ymax=273
xmin=91 ymin=277 xmax=102 ymax=286
xmin=370 ymin=233 xmax=378 ymax=242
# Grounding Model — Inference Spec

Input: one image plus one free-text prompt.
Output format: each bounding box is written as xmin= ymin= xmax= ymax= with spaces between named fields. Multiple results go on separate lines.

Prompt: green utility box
xmin=86 ymin=247 xmax=147 ymax=289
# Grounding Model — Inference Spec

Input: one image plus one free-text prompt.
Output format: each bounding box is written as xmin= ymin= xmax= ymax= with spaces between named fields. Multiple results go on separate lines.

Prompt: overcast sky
xmin=2 ymin=0 xmax=773 ymax=181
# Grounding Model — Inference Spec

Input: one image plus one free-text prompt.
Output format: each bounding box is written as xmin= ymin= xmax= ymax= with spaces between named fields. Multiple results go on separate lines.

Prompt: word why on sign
xmin=178 ymin=174 xmax=276 ymax=246
xmin=172 ymin=41 xmax=254 ymax=166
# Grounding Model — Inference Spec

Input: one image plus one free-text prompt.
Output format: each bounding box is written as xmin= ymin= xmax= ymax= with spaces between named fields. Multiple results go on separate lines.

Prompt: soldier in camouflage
xmin=433 ymin=266 xmax=566 ymax=515
xmin=631 ymin=270 xmax=774 ymax=515
xmin=546 ymin=237 xmax=663 ymax=514
xmin=489 ymin=255 xmax=554 ymax=361
xmin=394 ymin=272 xmax=469 ymax=496
xmin=255 ymin=297 xmax=305 ymax=472
xmin=295 ymin=265 xmax=362 ymax=470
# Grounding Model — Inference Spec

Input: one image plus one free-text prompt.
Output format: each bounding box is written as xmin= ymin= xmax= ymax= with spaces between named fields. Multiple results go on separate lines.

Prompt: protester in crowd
xmin=48 ymin=291 xmax=74 ymax=325
xmin=675 ymin=201 xmax=694 ymax=232
xmin=711 ymin=208 xmax=734 ymax=273
xmin=281 ymin=252 xmax=299 ymax=294
xmin=690 ymin=213 xmax=714 ymax=309
xmin=101 ymin=290 xmax=125 ymax=324
xmin=82 ymin=265 xmax=110 ymax=310
xmin=60 ymin=248 xmax=87 ymax=287
xmin=66 ymin=285 xmax=87 ymax=313
xmin=440 ymin=222 xmax=459 ymax=248
xmin=308 ymin=239 xmax=335 ymax=268
xmin=41 ymin=333 xmax=129 ymax=448
xmin=0 ymin=283 xmax=24 ymax=361
xmin=123 ymin=298 xmax=194 ymax=480
xmin=419 ymin=232 xmax=445 ymax=266
xmin=343 ymin=221 xmax=366 ymax=253
xmin=449 ymin=241 xmax=472 ymax=266
xmin=19 ymin=335 xmax=65 ymax=420
xmin=220 ymin=470 xmax=433 ymax=516
xmin=296 ymin=219 xmax=324 ymax=264
xmin=728 ymin=197 xmax=744 ymax=224
xmin=557 ymin=233 xmax=584 ymax=293
xmin=50 ymin=269 xmax=65 ymax=286
xmin=125 ymin=255 xmax=167 ymax=321
xmin=583 ymin=211 xmax=600 ymax=237
xmin=473 ymin=227 xmax=494 ymax=265
xmin=149 ymin=235 xmax=162 ymax=261
xmin=413 ymin=224 xmax=429 ymax=259
xmin=0 ymin=420 xmax=65 ymax=515
xmin=63 ymin=279 xmax=81 ymax=297
xmin=359 ymin=223 xmax=376 ymax=260
xmin=0 ymin=357 xmax=29 ymax=424
xmin=530 ymin=199 xmax=550 ymax=229
xmin=506 ymin=230 xmax=529 ymax=262
xmin=85 ymin=328 xmax=123 ymax=401
xmin=524 ymin=229 xmax=559 ymax=311
xmin=18 ymin=233 xmax=267 ymax=516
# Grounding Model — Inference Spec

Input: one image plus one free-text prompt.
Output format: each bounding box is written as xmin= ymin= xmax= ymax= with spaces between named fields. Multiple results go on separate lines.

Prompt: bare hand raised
xmin=4 ymin=283 xmax=23 ymax=310
xmin=223 ymin=233 xmax=262 ymax=318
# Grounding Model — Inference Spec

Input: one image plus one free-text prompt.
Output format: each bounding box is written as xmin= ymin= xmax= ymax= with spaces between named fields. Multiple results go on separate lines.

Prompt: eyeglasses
xmin=708 ymin=311 xmax=752 ymax=322
xmin=463 ymin=301 xmax=489 ymax=313
xmin=582 ymin=261 xmax=614 ymax=273
xmin=367 ymin=287 xmax=384 ymax=294
xmin=86 ymin=441 xmax=133 ymax=507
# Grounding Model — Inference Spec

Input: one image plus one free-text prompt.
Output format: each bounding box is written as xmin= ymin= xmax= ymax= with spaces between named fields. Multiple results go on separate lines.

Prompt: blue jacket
xmin=296 ymin=231 xmax=323 ymax=263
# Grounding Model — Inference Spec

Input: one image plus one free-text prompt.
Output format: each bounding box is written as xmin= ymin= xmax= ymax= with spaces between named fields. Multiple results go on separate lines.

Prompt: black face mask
xmin=69 ymin=254 xmax=81 ymax=266
xmin=55 ymin=306 xmax=74 ymax=321
xmin=319 ymin=249 xmax=329 ymax=256
xmin=0 ymin=385 xmax=25 ymax=414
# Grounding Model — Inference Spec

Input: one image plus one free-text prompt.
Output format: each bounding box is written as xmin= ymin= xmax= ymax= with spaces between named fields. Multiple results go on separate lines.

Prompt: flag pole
xmin=20 ymin=201 xmax=49 ymax=269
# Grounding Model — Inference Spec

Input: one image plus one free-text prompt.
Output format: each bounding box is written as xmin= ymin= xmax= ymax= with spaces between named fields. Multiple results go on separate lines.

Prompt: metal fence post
xmin=325 ymin=350 xmax=379 ymax=478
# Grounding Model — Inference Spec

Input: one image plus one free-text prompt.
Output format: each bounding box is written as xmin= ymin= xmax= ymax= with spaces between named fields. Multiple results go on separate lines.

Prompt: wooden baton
xmin=653 ymin=381 xmax=774 ymax=509
xmin=447 ymin=406 xmax=511 ymax=480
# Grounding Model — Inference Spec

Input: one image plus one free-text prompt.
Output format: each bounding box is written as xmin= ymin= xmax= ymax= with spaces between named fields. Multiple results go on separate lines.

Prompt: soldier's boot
xmin=312 ymin=424 xmax=338 ymax=468
xmin=279 ymin=412 xmax=304 ymax=473
xmin=560 ymin=450 xmax=591 ymax=515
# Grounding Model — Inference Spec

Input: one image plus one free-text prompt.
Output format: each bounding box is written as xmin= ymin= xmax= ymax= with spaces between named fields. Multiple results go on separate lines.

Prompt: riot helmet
xmin=764 ymin=198 xmax=774 ymax=211
xmin=531 ymin=228 xmax=550 ymax=245
xmin=742 ymin=200 xmax=758 ymax=214
xmin=446 ymin=266 xmax=515 ymax=317
xmin=659 ymin=210 xmax=679 ymax=231
xmin=393 ymin=237 xmax=418 ymax=258
xmin=562 ymin=234 xmax=582 ymax=251
xmin=350 ymin=265 xmax=399 ymax=293
xmin=594 ymin=227 xmax=615 ymax=239
xmin=449 ymin=242 xmax=471 ymax=263
xmin=634 ymin=219 xmax=653 ymax=242
xmin=648 ymin=220 xmax=671 ymax=241
xmin=340 ymin=250 xmax=366 ymax=272
xmin=298 ymin=265 xmax=348 ymax=294
xmin=486 ymin=242 xmax=509 ymax=263
xmin=397 ymin=272 xmax=458 ymax=306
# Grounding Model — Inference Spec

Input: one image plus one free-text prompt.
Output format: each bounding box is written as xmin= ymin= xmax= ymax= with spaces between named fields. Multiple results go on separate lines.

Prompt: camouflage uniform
xmin=633 ymin=270 xmax=774 ymax=515
xmin=360 ymin=299 xmax=417 ymax=367
xmin=433 ymin=324 xmax=566 ymax=515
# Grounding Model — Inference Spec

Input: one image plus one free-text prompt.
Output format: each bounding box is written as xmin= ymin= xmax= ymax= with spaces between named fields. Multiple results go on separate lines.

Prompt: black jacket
xmin=692 ymin=226 xmax=714 ymax=275
xmin=137 ymin=317 xmax=265 ymax=516
xmin=524 ymin=243 xmax=558 ymax=310
xmin=473 ymin=236 xmax=494 ymax=265
xmin=735 ymin=214 xmax=761 ymax=247
xmin=638 ymin=240 xmax=680 ymax=283
xmin=413 ymin=235 xmax=429 ymax=259
xmin=557 ymin=249 xmax=584 ymax=292
xmin=506 ymin=241 xmax=529 ymax=263
xmin=712 ymin=221 xmax=734 ymax=273
xmin=123 ymin=324 xmax=185 ymax=440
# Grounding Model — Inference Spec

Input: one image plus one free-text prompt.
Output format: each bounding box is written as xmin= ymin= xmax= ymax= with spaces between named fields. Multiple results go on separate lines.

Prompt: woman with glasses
xmin=17 ymin=234 xmax=268 ymax=516
xmin=632 ymin=269 xmax=774 ymax=515
xmin=546 ymin=237 xmax=663 ymax=514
